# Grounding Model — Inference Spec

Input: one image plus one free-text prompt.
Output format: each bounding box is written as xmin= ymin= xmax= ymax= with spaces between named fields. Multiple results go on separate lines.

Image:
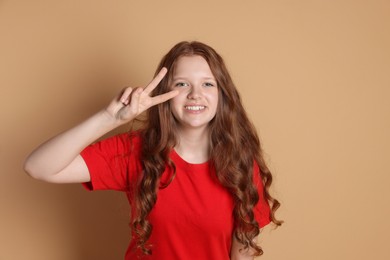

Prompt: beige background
xmin=1 ymin=0 xmax=389 ymax=259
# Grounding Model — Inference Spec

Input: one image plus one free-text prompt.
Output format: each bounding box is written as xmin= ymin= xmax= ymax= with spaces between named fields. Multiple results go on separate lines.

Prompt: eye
xmin=175 ymin=82 xmax=189 ymax=87
xmin=203 ymin=82 xmax=215 ymax=87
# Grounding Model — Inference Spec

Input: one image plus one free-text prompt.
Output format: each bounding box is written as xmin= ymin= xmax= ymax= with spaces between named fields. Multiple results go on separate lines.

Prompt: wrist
xmin=98 ymin=109 xmax=124 ymax=129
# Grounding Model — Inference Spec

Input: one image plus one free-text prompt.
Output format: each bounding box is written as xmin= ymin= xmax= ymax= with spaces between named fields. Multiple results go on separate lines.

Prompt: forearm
xmin=24 ymin=110 xmax=122 ymax=179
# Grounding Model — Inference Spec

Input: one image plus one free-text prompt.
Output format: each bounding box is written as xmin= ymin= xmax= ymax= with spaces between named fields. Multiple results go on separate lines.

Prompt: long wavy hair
xmin=132 ymin=41 xmax=282 ymax=256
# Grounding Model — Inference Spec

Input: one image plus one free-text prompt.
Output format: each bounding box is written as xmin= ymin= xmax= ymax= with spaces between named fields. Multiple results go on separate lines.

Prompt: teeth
xmin=185 ymin=106 xmax=205 ymax=111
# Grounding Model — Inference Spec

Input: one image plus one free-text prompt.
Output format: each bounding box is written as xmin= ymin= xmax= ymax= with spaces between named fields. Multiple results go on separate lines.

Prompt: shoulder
xmin=111 ymin=131 xmax=143 ymax=144
xmin=116 ymin=131 xmax=142 ymax=146
xmin=113 ymin=131 xmax=144 ymax=155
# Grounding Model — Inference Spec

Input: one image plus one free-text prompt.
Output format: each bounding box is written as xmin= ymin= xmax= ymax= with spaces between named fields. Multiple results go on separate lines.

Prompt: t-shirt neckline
xmin=170 ymin=149 xmax=210 ymax=170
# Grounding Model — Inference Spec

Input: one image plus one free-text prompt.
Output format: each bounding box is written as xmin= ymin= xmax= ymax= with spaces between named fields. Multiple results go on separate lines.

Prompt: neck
xmin=175 ymin=127 xmax=210 ymax=164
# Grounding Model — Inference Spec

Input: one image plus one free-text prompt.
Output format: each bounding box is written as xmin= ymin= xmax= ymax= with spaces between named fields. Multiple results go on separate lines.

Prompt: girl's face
xmin=170 ymin=55 xmax=219 ymax=132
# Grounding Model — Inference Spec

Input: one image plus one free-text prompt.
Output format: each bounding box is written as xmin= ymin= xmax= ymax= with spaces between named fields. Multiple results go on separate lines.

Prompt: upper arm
xmin=230 ymin=234 xmax=258 ymax=260
xmin=32 ymin=155 xmax=91 ymax=184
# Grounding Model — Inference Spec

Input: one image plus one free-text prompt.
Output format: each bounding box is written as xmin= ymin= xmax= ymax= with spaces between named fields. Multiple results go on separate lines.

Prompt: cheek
xmin=169 ymin=94 xmax=181 ymax=108
xmin=213 ymin=92 xmax=220 ymax=117
xmin=208 ymin=90 xmax=219 ymax=109
xmin=170 ymin=89 xmax=188 ymax=105
xmin=169 ymin=95 xmax=183 ymax=119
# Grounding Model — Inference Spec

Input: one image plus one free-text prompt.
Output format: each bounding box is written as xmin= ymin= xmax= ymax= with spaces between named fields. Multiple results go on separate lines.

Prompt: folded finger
xmin=119 ymin=87 xmax=133 ymax=105
xmin=128 ymin=87 xmax=143 ymax=113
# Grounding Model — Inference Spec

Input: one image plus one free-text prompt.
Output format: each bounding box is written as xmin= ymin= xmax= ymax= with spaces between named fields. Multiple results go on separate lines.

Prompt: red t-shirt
xmin=81 ymin=132 xmax=271 ymax=260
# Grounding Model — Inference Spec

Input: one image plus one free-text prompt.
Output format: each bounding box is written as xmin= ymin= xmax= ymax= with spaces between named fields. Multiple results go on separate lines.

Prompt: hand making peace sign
xmin=105 ymin=67 xmax=178 ymax=123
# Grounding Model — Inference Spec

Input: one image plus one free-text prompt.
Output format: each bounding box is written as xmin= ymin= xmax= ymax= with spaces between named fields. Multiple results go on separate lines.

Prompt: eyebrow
xmin=172 ymin=77 xmax=216 ymax=81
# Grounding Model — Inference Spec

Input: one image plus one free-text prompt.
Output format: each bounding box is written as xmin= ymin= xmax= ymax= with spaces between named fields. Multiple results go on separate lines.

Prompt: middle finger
xmin=143 ymin=67 xmax=168 ymax=94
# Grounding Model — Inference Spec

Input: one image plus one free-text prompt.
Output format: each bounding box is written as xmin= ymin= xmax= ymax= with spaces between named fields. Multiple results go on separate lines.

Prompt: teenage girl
xmin=24 ymin=41 xmax=282 ymax=260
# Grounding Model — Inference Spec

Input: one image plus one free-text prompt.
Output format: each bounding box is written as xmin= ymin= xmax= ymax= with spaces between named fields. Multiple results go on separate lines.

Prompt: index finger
xmin=151 ymin=89 xmax=179 ymax=106
xmin=143 ymin=67 xmax=168 ymax=94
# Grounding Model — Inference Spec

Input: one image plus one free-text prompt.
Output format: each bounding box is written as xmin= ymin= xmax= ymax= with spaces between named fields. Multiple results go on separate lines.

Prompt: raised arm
xmin=24 ymin=68 xmax=178 ymax=183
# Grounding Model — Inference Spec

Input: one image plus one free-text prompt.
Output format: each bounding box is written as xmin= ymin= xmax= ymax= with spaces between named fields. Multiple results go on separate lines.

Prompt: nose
xmin=187 ymin=85 xmax=202 ymax=100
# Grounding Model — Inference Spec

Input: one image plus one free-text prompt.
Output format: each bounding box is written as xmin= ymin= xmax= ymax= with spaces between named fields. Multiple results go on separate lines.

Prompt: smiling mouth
xmin=185 ymin=105 xmax=205 ymax=111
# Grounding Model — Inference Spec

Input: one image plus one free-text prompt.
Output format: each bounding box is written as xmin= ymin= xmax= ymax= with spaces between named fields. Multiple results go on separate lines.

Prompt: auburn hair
xmin=131 ymin=41 xmax=282 ymax=256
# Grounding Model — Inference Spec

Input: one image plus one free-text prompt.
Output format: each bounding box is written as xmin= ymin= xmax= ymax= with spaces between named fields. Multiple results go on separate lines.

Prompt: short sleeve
xmin=253 ymin=163 xmax=271 ymax=228
xmin=80 ymin=133 xmax=141 ymax=191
